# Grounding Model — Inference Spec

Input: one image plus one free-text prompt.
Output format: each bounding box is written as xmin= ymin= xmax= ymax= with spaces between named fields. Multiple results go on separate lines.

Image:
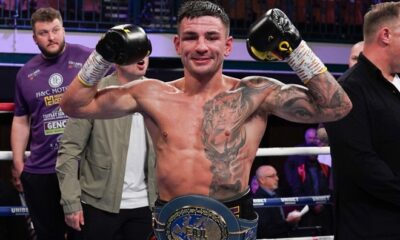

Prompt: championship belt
xmin=153 ymin=195 xmax=257 ymax=240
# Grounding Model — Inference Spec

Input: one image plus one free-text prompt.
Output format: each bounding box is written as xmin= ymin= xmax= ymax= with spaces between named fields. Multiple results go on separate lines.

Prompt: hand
xmin=246 ymin=8 xmax=301 ymax=61
xmin=65 ymin=211 xmax=84 ymax=231
xmin=11 ymin=166 xmax=23 ymax=192
xmin=96 ymin=24 xmax=152 ymax=65
xmin=286 ymin=210 xmax=302 ymax=224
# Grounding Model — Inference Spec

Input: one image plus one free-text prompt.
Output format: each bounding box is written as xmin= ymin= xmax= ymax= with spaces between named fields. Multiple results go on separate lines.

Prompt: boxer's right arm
xmin=61 ymin=24 xmax=152 ymax=118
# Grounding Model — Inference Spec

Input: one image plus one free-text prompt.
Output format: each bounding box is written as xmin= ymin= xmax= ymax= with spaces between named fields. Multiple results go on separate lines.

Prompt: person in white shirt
xmin=56 ymin=56 xmax=156 ymax=240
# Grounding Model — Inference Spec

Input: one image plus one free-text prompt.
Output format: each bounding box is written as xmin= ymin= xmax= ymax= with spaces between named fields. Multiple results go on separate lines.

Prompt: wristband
xmin=78 ymin=51 xmax=112 ymax=87
xmin=287 ymin=41 xmax=327 ymax=84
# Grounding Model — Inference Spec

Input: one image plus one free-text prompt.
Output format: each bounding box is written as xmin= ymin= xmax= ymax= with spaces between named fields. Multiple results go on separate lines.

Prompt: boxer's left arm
xmin=247 ymin=9 xmax=352 ymax=123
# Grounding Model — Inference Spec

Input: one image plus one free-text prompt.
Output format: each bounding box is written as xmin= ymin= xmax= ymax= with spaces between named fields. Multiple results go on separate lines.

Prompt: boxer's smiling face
xmin=174 ymin=16 xmax=232 ymax=80
xmin=33 ymin=18 xmax=66 ymax=58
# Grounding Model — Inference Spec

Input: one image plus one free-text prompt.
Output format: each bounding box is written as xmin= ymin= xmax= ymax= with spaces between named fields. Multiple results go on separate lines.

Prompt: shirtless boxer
xmin=61 ymin=1 xmax=352 ymax=239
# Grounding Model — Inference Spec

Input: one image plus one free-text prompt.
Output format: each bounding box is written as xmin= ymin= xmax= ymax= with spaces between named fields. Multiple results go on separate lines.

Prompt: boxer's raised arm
xmin=61 ymin=24 xmax=152 ymax=118
xmin=61 ymin=79 xmax=138 ymax=119
xmin=247 ymin=9 xmax=352 ymax=123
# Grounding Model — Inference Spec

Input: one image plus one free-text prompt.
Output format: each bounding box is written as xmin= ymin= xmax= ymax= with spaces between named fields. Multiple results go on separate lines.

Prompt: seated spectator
xmin=252 ymin=165 xmax=301 ymax=238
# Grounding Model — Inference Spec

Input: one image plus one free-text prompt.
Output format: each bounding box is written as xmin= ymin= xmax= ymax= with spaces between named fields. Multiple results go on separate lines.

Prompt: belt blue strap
xmin=152 ymin=195 xmax=258 ymax=240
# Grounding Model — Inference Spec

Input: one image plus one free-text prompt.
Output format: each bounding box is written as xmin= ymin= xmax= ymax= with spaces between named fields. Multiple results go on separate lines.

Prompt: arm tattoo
xmin=275 ymin=85 xmax=322 ymax=120
xmin=281 ymin=96 xmax=315 ymax=119
xmin=304 ymin=74 xmax=351 ymax=120
xmin=202 ymin=78 xmax=272 ymax=196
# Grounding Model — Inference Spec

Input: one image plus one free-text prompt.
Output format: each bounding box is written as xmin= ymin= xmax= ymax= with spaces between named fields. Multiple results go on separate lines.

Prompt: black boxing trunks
xmin=152 ymin=188 xmax=258 ymax=240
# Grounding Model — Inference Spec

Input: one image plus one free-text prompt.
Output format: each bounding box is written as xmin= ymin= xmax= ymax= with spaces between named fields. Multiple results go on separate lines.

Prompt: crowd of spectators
xmin=0 ymin=0 xmax=380 ymax=42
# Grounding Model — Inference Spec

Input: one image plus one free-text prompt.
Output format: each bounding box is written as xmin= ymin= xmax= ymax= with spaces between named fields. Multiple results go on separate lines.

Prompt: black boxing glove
xmin=96 ymin=24 xmax=152 ymax=65
xmin=78 ymin=24 xmax=152 ymax=87
xmin=246 ymin=8 xmax=301 ymax=61
xmin=247 ymin=9 xmax=327 ymax=83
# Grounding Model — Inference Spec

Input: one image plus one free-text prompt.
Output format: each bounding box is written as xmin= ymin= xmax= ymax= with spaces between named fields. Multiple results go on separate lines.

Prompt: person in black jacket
xmin=252 ymin=165 xmax=301 ymax=238
xmin=325 ymin=2 xmax=400 ymax=239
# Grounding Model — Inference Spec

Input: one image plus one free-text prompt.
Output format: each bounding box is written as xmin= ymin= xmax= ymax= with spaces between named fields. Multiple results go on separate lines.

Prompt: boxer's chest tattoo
xmin=202 ymin=90 xmax=249 ymax=161
xmin=201 ymin=81 xmax=267 ymax=195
